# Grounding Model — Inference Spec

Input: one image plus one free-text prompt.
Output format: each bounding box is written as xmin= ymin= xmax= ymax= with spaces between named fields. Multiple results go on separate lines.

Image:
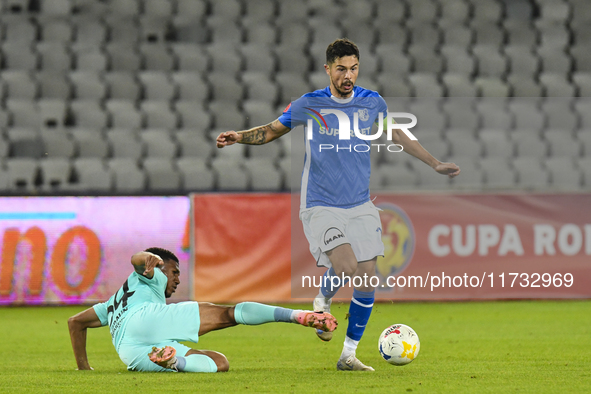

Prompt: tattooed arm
xmin=216 ymin=119 xmax=291 ymax=148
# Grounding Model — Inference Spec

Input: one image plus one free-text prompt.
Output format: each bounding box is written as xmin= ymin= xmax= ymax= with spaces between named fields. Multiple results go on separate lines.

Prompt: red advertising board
xmin=192 ymin=193 xmax=591 ymax=302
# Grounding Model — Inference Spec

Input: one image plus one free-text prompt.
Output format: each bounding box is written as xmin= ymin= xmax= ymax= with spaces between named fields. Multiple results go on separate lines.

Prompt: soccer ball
xmin=378 ymin=324 xmax=420 ymax=365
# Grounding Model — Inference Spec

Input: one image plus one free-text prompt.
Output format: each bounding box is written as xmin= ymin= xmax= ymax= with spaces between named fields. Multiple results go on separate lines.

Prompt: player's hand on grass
xmin=143 ymin=253 xmax=163 ymax=276
xmin=434 ymin=162 xmax=461 ymax=178
xmin=216 ymin=130 xmax=241 ymax=148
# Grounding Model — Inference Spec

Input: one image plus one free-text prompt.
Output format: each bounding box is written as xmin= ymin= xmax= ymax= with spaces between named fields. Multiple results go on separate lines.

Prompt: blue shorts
xmin=117 ymin=301 xmax=211 ymax=372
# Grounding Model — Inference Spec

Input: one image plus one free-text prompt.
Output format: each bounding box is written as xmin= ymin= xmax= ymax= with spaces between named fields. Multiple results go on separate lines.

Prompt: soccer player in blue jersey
xmin=216 ymin=39 xmax=460 ymax=371
xmin=68 ymin=247 xmax=337 ymax=372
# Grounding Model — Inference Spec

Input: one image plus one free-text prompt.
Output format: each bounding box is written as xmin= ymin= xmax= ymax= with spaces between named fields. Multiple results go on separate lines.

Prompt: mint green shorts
xmin=117 ymin=302 xmax=214 ymax=372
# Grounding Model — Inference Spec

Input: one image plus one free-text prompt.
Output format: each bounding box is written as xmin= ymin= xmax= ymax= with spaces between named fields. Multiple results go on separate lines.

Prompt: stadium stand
xmin=0 ymin=0 xmax=589 ymax=195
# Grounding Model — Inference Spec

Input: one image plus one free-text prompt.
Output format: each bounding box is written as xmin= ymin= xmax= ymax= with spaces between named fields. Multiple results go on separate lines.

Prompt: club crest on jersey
xmin=358 ymin=108 xmax=369 ymax=122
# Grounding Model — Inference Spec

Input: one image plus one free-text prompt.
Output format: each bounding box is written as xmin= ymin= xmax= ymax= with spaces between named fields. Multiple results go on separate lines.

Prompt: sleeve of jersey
xmin=376 ymin=96 xmax=389 ymax=125
xmin=92 ymin=302 xmax=109 ymax=326
xmin=135 ymin=268 xmax=167 ymax=292
xmin=277 ymin=102 xmax=293 ymax=128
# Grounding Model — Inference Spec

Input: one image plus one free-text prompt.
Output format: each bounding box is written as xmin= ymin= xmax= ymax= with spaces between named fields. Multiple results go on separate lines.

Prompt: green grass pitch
xmin=1 ymin=301 xmax=590 ymax=393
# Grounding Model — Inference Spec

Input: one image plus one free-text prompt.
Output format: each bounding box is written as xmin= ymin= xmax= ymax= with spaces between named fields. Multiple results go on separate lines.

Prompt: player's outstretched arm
xmin=216 ymin=119 xmax=290 ymax=148
xmin=392 ymin=129 xmax=461 ymax=178
xmin=131 ymin=251 xmax=163 ymax=278
xmin=68 ymin=308 xmax=103 ymax=370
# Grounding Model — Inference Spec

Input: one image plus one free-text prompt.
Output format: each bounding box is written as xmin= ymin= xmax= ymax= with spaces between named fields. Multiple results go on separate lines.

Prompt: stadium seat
xmin=573 ymin=72 xmax=591 ymax=96
xmin=138 ymin=72 xmax=176 ymax=101
xmin=244 ymin=22 xmax=277 ymax=46
xmin=208 ymin=73 xmax=245 ymax=103
xmin=2 ymin=70 xmax=38 ymax=100
xmin=240 ymin=44 xmax=276 ymax=75
xmin=275 ymin=46 xmax=311 ymax=73
xmin=38 ymin=99 xmax=67 ymax=129
xmin=504 ymin=45 xmax=540 ymax=76
xmin=410 ymin=159 xmax=450 ymax=190
xmin=143 ymin=0 xmax=173 ymax=17
xmin=415 ymin=134 xmax=449 ymax=160
xmin=504 ymin=20 xmax=538 ymax=48
xmin=108 ymin=157 xmax=147 ymax=193
xmin=106 ymin=0 xmax=141 ymax=17
xmin=441 ymin=46 xmax=476 ymax=76
xmin=448 ymin=156 xmax=484 ymax=190
xmin=74 ymin=47 xmax=108 ymax=72
xmin=480 ymin=129 xmax=514 ymax=158
xmin=537 ymin=23 xmax=571 ymax=50
xmin=36 ymin=42 xmax=72 ymax=72
xmin=7 ymin=128 xmax=43 ymax=158
xmin=481 ymin=153 xmax=518 ymax=190
xmin=472 ymin=22 xmax=506 ymax=48
xmin=574 ymin=100 xmax=591 ymax=128
xmin=408 ymin=73 xmax=444 ymax=97
xmin=7 ymin=100 xmax=41 ymax=128
xmin=243 ymin=101 xmax=276 ymax=129
xmin=446 ymin=129 xmax=483 ymax=158
xmin=544 ymin=130 xmax=581 ymax=158
xmin=38 ymin=157 xmax=72 ymax=191
xmin=444 ymin=101 xmax=480 ymax=131
xmin=71 ymin=128 xmax=109 ymax=158
xmin=171 ymin=16 xmax=210 ymax=44
xmin=175 ymin=0 xmax=207 ymax=19
xmin=372 ymin=164 xmax=418 ymax=191
xmin=513 ymin=157 xmax=549 ymax=189
xmin=546 ymin=157 xmax=581 ymax=190
xmin=2 ymin=42 xmax=38 ymax=70
xmin=472 ymin=45 xmax=508 ymax=78
xmin=177 ymin=157 xmax=216 ymax=191
xmin=476 ymin=100 xmax=513 ymax=130
xmin=37 ymin=72 xmax=72 ymax=100
xmin=175 ymin=129 xmax=214 ymax=158
xmin=143 ymin=158 xmax=181 ymax=192
xmin=243 ymin=157 xmax=283 ymax=191
xmin=141 ymin=129 xmax=177 ymax=158
xmin=170 ymin=43 xmax=210 ymax=73
xmin=106 ymin=43 xmax=143 ymax=71
xmin=510 ymin=100 xmax=545 ymax=132
xmin=208 ymin=100 xmax=246 ymax=130
xmin=275 ymin=72 xmax=312 ymax=103
xmin=138 ymin=17 xmax=170 ymax=45
xmin=542 ymin=100 xmax=579 ymax=131
xmin=408 ymin=100 xmax=446 ymax=134
xmin=3 ymin=15 xmax=38 ymax=44
xmin=175 ymin=101 xmax=212 ymax=129
xmin=243 ymin=0 xmax=276 ymax=23
xmin=475 ymin=77 xmax=511 ymax=97
xmin=211 ymin=158 xmax=249 ymax=191
xmin=407 ymin=0 xmax=439 ymax=23
xmin=439 ymin=0 xmax=471 ymax=24
xmin=106 ymin=99 xmax=143 ymax=129
xmin=105 ymin=72 xmax=141 ymax=101
xmin=537 ymin=46 xmax=573 ymax=75
xmin=507 ymin=75 xmax=544 ymax=97
xmin=141 ymin=101 xmax=179 ymax=129
xmin=244 ymin=78 xmax=278 ymax=104
xmin=41 ymin=18 xmax=74 ymax=43
xmin=70 ymin=100 xmax=109 ymax=129
xmin=539 ymin=73 xmax=576 ymax=97
xmin=442 ymin=74 xmax=478 ymax=97
xmin=409 ymin=46 xmax=444 ymax=74
xmin=70 ymin=71 xmax=107 ymax=100
xmin=71 ymin=158 xmax=113 ymax=191
xmin=5 ymin=158 xmax=39 ymax=191
xmin=139 ymin=44 xmax=175 ymax=71
xmin=512 ymin=130 xmax=547 ymax=159
xmin=503 ymin=0 xmax=534 ymax=20
xmin=171 ymin=72 xmax=209 ymax=102
xmin=72 ymin=17 xmax=108 ymax=47
xmin=106 ymin=129 xmax=144 ymax=159
xmin=40 ymin=129 xmax=75 ymax=158
xmin=471 ymin=0 xmax=503 ymax=23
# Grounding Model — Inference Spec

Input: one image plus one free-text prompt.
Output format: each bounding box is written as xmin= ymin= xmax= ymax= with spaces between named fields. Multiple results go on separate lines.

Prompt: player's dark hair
xmin=145 ymin=247 xmax=179 ymax=263
xmin=326 ymin=38 xmax=359 ymax=65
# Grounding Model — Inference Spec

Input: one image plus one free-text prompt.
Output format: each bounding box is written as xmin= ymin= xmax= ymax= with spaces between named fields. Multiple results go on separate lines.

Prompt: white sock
xmin=341 ymin=336 xmax=359 ymax=359
xmin=290 ymin=309 xmax=304 ymax=322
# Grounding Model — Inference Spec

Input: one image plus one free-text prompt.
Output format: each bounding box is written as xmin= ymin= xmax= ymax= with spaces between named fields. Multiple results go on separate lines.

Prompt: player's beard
xmin=334 ymin=79 xmax=354 ymax=97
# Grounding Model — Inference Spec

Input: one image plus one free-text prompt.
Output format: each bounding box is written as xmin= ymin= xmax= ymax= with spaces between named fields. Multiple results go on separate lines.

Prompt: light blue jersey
xmin=278 ymin=86 xmax=388 ymax=210
xmin=93 ymin=268 xmax=167 ymax=351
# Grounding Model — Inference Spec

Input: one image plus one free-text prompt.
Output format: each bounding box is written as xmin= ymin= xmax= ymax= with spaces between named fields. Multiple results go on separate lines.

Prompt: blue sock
xmin=234 ymin=302 xmax=296 ymax=325
xmin=346 ymin=289 xmax=375 ymax=343
xmin=320 ymin=267 xmax=350 ymax=298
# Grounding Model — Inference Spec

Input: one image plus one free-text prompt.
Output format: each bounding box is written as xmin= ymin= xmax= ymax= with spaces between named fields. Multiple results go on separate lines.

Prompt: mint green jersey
xmin=93 ymin=268 xmax=167 ymax=350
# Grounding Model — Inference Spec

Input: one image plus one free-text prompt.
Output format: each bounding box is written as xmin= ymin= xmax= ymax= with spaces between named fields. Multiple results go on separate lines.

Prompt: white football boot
xmin=313 ymin=293 xmax=333 ymax=341
xmin=336 ymin=354 xmax=375 ymax=371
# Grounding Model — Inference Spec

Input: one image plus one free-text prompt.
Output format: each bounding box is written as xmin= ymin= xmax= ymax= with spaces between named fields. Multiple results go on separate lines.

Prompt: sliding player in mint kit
xmin=68 ymin=248 xmax=337 ymax=372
